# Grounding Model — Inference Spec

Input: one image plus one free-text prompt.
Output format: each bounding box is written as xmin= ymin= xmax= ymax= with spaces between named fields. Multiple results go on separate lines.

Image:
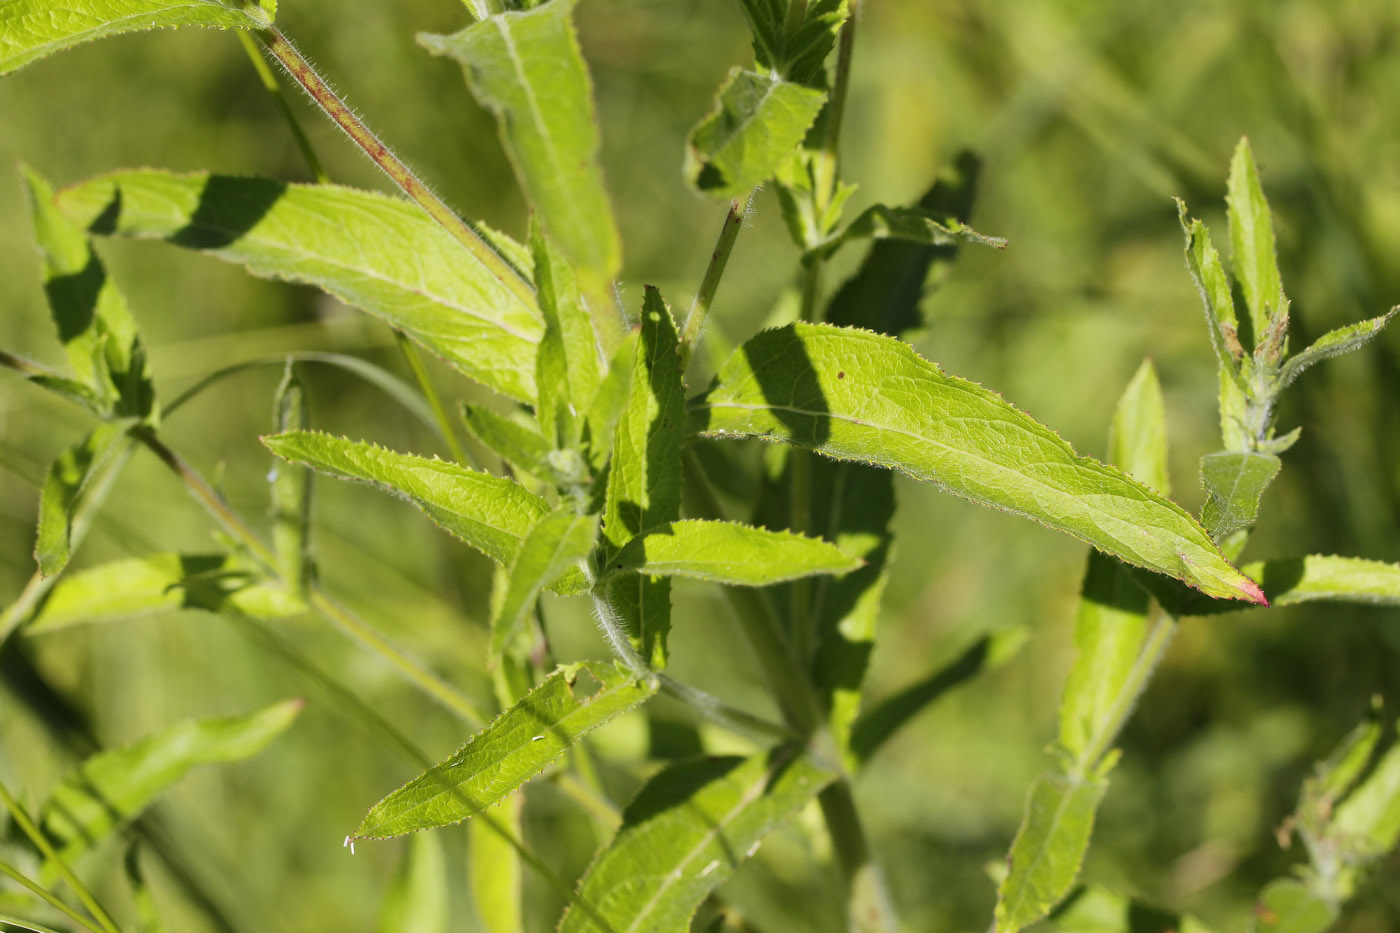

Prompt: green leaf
xmin=1200 ymin=451 xmax=1281 ymax=539
xmin=42 ymin=699 xmax=301 ymax=859
xmin=0 ymin=0 xmax=275 ymax=76
xmin=261 ymin=431 xmax=584 ymax=592
xmin=601 ymin=287 xmax=688 ymax=667
xmin=24 ymin=164 xmax=157 ymax=422
xmin=1251 ymin=880 xmax=1338 ymax=933
xmin=1332 ymin=726 xmax=1400 ymax=859
xmin=27 ymin=552 xmax=304 ymax=633
xmin=1227 ymin=137 xmax=1286 ymax=347
xmin=270 ymin=363 xmax=311 ymax=598
xmin=1309 ymin=702 xmax=1385 ymax=808
xmin=694 ymin=323 xmax=1265 ymax=604
xmin=733 ymin=0 xmax=849 ymax=86
xmin=825 ymin=152 xmax=987 ymax=337
xmin=1276 ymin=307 xmax=1397 ymax=390
xmin=584 ymin=330 xmax=637 ymax=472
xmin=491 ymin=507 xmax=598 ymax=656
xmin=558 ymin=748 xmax=836 ymax=933
xmin=994 ymin=773 xmax=1110 ymax=933
xmin=34 ymin=422 xmax=128 ymax=578
xmin=1241 ymin=555 xmax=1400 ymax=607
xmin=353 ymin=662 xmax=656 ymax=838
xmin=468 ymin=792 xmax=523 ymax=933
xmin=55 ymin=170 xmax=543 ymax=402
xmin=461 ymin=403 xmax=553 ymax=474
xmin=1058 ymin=553 xmax=1149 ymax=764
xmin=814 ymin=203 xmax=1006 ymax=262
xmin=1176 ymin=199 xmax=1247 ymax=386
xmin=378 ymin=831 xmax=448 ymax=933
xmin=530 ymin=220 xmax=603 ymax=449
xmin=607 ymin=519 xmax=859 ymax=585
xmin=1108 ymin=359 xmax=1170 ymax=496
xmin=420 ymin=0 xmax=621 ymax=293
xmin=686 ymin=69 xmax=826 ymax=199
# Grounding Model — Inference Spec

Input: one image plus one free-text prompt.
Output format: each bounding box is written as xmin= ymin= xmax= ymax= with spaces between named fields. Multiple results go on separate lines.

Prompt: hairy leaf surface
xmin=0 ymin=0 xmax=275 ymax=76
xmin=608 ymin=519 xmax=859 ymax=585
xmin=24 ymin=166 xmax=154 ymax=420
xmin=559 ymin=749 xmax=835 ymax=932
xmin=995 ymin=773 xmax=1109 ymax=933
xmin=686 ymin=68 xmax=825 ymax=199
xmin=43 ymin=700 xmax=301 ymax=859
xmin=1227 ymin=137 xmax=1285 ymax=343
xmin=601 ymin=288 xmax=688 ymax=667
xmin=262 ymin=431 xmax=589 ymax=593
xmin=1200 ymin=450 xmax=1281 ymax=539
xmin=56 ymin=171 xmax=542 ymax=401
xmin=420 ymin=0 xmax=621 ymax=292
xmin=1276 ymin=307 xmax=1397 ymax=389
xmin=34 ymin=422 xmax=127 ymax=578
xmin=354 ymin=663 xmax=656 ymax=838
xmin=27 ymin=552 xmax=304 ymax=632
xmin=695 ymin=323 xmax=1264 ymax=603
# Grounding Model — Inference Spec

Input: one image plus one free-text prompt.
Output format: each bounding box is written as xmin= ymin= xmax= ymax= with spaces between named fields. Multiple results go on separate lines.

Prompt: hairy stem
xmin=813 ymin=0 xmax=859 ymax=207
xmin=236 ymin=30 xmax=328 ymax=184
xmin=680 ymin=191 xmax=754 ymax=370
xmin=0 ymin=778 xmax=119 ymax=933
xmin=253 ymin=27 xmax=537 ymax=311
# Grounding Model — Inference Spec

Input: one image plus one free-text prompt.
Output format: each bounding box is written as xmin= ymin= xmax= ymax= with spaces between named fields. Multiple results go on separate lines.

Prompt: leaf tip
xmin=1238 ymin=576 xmax=1269 ymax=607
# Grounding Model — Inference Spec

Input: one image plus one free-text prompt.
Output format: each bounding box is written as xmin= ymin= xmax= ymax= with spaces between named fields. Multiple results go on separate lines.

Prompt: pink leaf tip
xmin=1238 ymin=577 xmax=1269 ymax=607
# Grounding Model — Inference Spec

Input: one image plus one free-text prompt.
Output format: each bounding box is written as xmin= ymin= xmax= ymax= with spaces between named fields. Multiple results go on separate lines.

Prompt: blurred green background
xmin=2 ymin=0 xmax=1399 ymax=930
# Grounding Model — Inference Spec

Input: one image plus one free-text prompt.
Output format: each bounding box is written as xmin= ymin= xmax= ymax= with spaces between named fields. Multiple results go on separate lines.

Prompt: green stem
xmin=253 ymin=27 xmax=536 ymax=311
xmin=813 ymin=0 xmax=859 ymax=208
xmin=133 ymin=427 xmax=489 ymax=726
xmin=391 ymin=330 xmax=472 ymax=467
xmin=0 ymin=910 xmax=69 ymax=933
xmin=1071 ymin=607 xmax=1177 ymax=778
xmin=0 ymin=778 xmax=120 ymax=933
xmin=0 ymin=859 xmax=102 ymax=933
xmin=680 ymin=191 xmax=754 ymax=370
xmin=235 ymin=30 xmax=328 ymax=184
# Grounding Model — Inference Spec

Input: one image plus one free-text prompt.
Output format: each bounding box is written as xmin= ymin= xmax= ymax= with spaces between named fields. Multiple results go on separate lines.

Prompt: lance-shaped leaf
xmin=1241 ymin=555 xmax=1400 ymax=607
xmin=34 ymin=421 xmax=128 ymax=578
xmin=601 ymin=288 xmax=688 ymax=667
xmin=733 ymin=0 xmax=849 ymax=85
xmin=379 ymin=831 xmax=448 ymax=933
xmin=55 ymin=170 xmax=543 ymax=402
xmin=23 ymin=165 xmax=155 ymax=420
xmin=0 ymin=0 xmax=275 ymax=76
xmin=694 ymin=323 xmax=1265 ymax=603
xmin=42 ymin=699 xmax=301 ymax=859
xmin=994 ymin=772 xmax=1110 ymax=933
xmin=814 ymin=204 xmax=1006 ymax=262
xmin=420 ymin=0 xmax=621 ymax=292
xmin=468 ymin=792 xmax=523 ymax=933
xmin=607 ymin=519 xmax=859 ymax=585
xmin=261 ymin=431 xmax=584 ymax=592
xmin=1251 ymin=880 xmax=1337 ymax=933
xmin=686 ymin=69 xmax=826 ymax=199
xmin=461 ymin=403 xmax=553 ymax=475
xmin=530 ymin=220 xmax=602 ymax=449
xmin=1276 ymin=307 xmax=1397 ymax=390
xmin=491 ymin=508 xmax=598 ymax=656
xmin=27 ymin=552 xmax=304 ymax=633
xmin=1228 ymin=137 xmax=1286 ymax=346
xmin=1200 ymin=450 xmax=1281 ymax=539
xmin=270 ymin=363 xmax=311 ymax=598
xmin=559 ymin=748 xmax=836 ymax=932
xmin=354 ymin=662 xmax=657 ymax=838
